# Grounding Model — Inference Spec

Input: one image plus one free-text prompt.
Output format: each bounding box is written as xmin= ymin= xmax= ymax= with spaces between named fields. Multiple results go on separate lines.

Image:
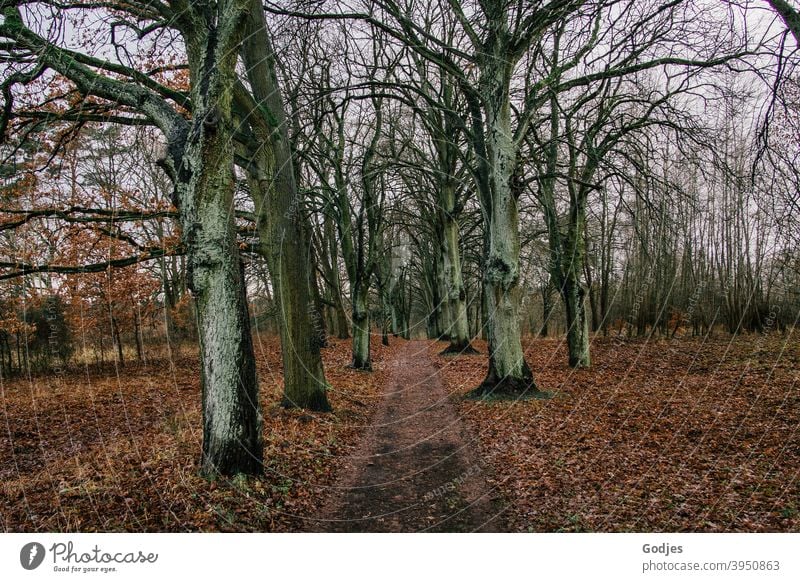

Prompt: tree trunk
xmin=562 ymin=208 xmax=591 ymax=368
xmin=440 ymin=199 xmax=477 ymax=355
xmin=585 ymin=263 xmax=600 ymax=332
xmin=134 ymin=307 xmax=144 ymax=362
xmin=479 ymin=264 xmax=488 ymax=340
xmin=563 ymin=276 xmax=591 ymax=368
xmin=308 ymin=258 xmax=329 ymax=349
xmin=391 ymin=300 xmax=400 ymax=336
xmin=379 ymin=280 xmax=391 ymax=347
xmin=241 ymin=0 xmax=331 ymax=412
xmin=177 ymin=2 xmax=264 ymax=476
xmin=390 ymin=273 xmax=410 ymax=339
xmin=540 ymin=282 xmax=552 ymax=337
xmin=471 ymin=300 xmax=481 ymax=339
xmin=471 ymin=96 xmax=539 ymax=397
xmin=351 ymin=281 xmax=371 ymax=370
xmin=477 ymin=236 xmax=536 ymax=395
xmin=426 ymin=268 xmax=444 ymax=339
xmin=381 ymin=309 xmax=390 ymax=347
xmin=181 ymin=123 xmax=263 ymax=476
xmin=111 ymin=316 xmax=125 ymax=367
xmin=325 ymin=215 xmax=350 ymax=340
xmin=192 ymin=241 xmax=262 ymax=477
xmin=334 ymin=299 xmax=349 ymax=339
xmin=435 ymin=246 xmax=451 ymax=340
xmin=249 ymin=180 xmax=331 ymax=412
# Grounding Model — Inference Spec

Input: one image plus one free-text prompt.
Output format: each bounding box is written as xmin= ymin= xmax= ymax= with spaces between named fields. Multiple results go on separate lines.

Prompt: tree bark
xmin=241 ymin=0 xmax=331 ymax=411
xmin=351 ymin=281 xmax=371 ymax=370
xmin=440 ymin=190 xmax=477 ymax=355
xmin=563 ymin=276 xmax=592 ymax=368
xmin=540 ymin=281 xmax=552 ymax=337
xmin=470 ymin=92 xmax=539 ymax=397
xmin=177 ymin=1 xmax=264 ymax=476
xmin=334 ymin=299 xmax=349 ymax=340
xmin=562 ymin=202 xmax=592 ymax=367
xmin=435 ymin=245 xmax=451 ymax=340
xmin=134 ymin=308 xmax=144 ymax=362
xmin=326 ymin=216 xmax=350 ymax=339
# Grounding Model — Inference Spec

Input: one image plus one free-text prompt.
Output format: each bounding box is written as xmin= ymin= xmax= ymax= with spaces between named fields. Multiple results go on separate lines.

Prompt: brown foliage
xmin=0 ymin=337 xmax=394 ymax=532
xmin=3 ymin=334 xmax=798 ymax=532
xmin=434 ymin=335 xmax=800 ymax=532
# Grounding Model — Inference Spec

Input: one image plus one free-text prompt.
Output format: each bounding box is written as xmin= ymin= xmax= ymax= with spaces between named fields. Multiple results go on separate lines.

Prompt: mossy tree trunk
xmin=179 ymin=0 xmax=263 ymax=476
xmin=240 ymin=0 xmax=331 ymax=411
xmin=469 ymin=36 xmax=539 ymax=397
xmin=351 ymin=280 xmax=372 ymax=369
xmin=439 ymin=183 xmax=476 ymax=354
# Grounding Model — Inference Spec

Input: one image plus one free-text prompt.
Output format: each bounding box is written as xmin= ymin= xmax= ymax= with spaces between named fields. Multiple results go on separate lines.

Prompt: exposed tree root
xmin=439 ymin=342 xmax=480 ymax=356
xmin=281 ymin=391 xmax=333 ymax=412
xmin=466 ymin=373 xmax=551 ymax=401
xmin=347 ymin=361 xmax=373 ymax=372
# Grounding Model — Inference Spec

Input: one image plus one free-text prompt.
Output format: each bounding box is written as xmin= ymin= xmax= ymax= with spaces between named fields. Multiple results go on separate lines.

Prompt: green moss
xmin=2 ymin=7 xmax=24 ymax=32
xmin=258 ymin=103 xmax=279 ymax=129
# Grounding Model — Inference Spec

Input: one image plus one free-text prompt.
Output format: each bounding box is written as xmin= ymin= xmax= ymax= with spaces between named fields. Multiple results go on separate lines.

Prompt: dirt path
xmin=311 ymin=340 xmax=508 ymax=532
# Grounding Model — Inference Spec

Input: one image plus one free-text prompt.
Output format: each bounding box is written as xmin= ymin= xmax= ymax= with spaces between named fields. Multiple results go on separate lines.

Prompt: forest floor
xmin=1 ymin=332 xmax=799 ymax=532
xmin=0 ymin=337 xmax=395 ymax=532
xmin=435 ymin=334 xmax=800 ymax=532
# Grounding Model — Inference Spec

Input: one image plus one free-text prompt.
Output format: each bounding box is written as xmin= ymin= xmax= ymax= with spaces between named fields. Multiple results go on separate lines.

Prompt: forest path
xmin=313 ymin=340 xmax=507 ymax=532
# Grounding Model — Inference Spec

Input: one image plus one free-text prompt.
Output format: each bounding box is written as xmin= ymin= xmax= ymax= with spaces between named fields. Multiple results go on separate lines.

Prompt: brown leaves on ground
xmin=4 ymin=333 xmax=798 ymax=532
xmin=434 ymin=334 xmax=800 ymax=532
xmin=0 ymin=337 xmax=393 ymax=532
